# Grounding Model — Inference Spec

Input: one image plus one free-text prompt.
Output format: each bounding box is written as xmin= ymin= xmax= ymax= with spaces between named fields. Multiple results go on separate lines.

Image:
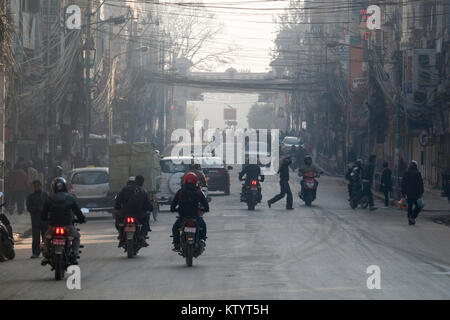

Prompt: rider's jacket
xmin=239 ymin=164 xmax=264 ymax=183
xmin=298 ymin=164 xmax=319 ymax=176
xmin=114 ymin=185 xmax=152 ymax=218
xmin=41 ymin=193 xmax=85 ymax=226
xmin=171 ymin=184 xmax=209 ymax=218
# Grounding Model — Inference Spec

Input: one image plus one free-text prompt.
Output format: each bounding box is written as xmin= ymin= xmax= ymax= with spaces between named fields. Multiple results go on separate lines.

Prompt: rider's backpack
xmin=123 ymin=187 xmax=145 ymax=215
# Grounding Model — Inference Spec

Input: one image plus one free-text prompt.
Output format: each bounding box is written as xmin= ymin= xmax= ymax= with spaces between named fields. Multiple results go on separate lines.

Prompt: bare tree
xmin=160 ymin=0 xmax=236 ymax=71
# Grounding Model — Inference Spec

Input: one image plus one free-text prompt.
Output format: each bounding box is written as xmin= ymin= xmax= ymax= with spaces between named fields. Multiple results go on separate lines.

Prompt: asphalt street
xmin=1 ymin=170 xmax=449 ymax=299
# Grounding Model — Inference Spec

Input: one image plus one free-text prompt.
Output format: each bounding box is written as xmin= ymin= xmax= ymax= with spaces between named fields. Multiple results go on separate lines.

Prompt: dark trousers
xmin=383 ymin=190 xmax=390 ymax=206
xmin=172 ymin=217 xmax=207 ymax=245
xmin=269 ymin=180 xmax=293 ymax=209
xmin=30 ymin=213 xmax=48 ymax=256
xmin=11 ymin=191 xmax=25 ymax=214
xmin=407 ymin=197 xmax=421 ymax=220
xmin=363 ymin=182 xmax=374 ymax=207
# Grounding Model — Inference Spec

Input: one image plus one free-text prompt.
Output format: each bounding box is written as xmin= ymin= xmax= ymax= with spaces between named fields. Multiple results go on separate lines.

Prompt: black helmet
xmin=51 ymin=177 xmax=68 ymax=193
xmin=356 ymin=159 xmax=364 ymax=167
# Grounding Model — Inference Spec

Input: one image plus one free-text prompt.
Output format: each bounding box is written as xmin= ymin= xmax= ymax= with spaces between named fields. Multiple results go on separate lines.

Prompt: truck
xmin=109 ymin=142 xmax=161 ymax=220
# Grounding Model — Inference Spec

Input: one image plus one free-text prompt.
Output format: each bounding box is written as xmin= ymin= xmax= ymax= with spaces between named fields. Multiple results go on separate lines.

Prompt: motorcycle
xmin=349 ymin=168 xmax=367 ymax=209
xmin=240 ymin=178 xmax=262 ymax=210
xmin=119 ymin=216 xmax=147 ymax=258
xmin=299 ymin=172 xmax=322 ymax=206
xmin=43 ymin=208 xmax=87 ymax=280
xmin=0 ymin=193 xmax=15 ymax=262
xmin=177 ymin=215 xmax=206 ymax=267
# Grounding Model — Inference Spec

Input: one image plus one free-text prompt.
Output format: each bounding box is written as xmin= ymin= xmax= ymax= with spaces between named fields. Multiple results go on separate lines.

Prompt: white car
xmin=67 ymin=167 xmax=115 ymax=212
xmin=156 ymin=156 xmax=195 ymax=206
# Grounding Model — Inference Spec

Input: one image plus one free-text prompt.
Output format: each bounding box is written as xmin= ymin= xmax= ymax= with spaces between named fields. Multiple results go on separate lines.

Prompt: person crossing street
xmin=268 ymin=156 xmax=293 ymax=210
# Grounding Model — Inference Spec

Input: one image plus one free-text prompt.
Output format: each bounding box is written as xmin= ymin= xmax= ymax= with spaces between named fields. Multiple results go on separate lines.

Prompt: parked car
xmin=200 ymin=156 xmax=232 ymax=195
xmin=67 ymin=167 xmax=115 ymax=212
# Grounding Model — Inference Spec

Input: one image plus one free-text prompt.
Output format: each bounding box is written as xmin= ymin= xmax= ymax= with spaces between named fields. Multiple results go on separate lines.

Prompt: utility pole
xmin=83 ymin=0 xmax=92 ymax=164
xmin=0 ymin=65 xmax=5 ymax=195
xmin=45 ymin=0 xmax=51 ymax=182
xmin=107 ymin=22 xmax=113 ymax=147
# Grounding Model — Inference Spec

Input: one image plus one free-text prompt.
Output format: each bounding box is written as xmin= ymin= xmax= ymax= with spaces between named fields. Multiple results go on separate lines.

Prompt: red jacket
xmin=10 ymin=169 xmax=28 ymax=191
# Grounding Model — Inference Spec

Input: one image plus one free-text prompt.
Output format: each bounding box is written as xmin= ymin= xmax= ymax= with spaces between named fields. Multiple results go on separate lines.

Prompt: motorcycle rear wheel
xmin=186 ymin=244 xmax=194 ymax=267
xmin=54 ymin=254 xmax=64 ymax=281
xmin=127 ymin=239 xmax=134 ymax=259
xmin=304 ymin=191 xmax=313 ymax=207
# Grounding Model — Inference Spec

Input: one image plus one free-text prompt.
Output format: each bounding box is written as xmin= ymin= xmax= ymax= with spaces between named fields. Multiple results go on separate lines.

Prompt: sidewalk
xmin=3 ymin=209 xmax=32 ymax=241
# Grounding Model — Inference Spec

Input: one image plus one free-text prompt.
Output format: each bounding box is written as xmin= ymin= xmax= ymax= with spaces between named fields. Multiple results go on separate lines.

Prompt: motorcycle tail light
xmin=251 ymin=180 xmax=257 ymax=186
xmin=185 ymin=221 xmax=196 ymax=227
xmin=54 ymin=227 xmax=65 ymax=235
xmin=126 ymin=217 xmax=135 ymax=223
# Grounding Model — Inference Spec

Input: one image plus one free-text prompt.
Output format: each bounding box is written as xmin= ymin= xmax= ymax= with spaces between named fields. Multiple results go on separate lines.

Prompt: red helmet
xmin=183 ymin=172 xmax=198 ymax=185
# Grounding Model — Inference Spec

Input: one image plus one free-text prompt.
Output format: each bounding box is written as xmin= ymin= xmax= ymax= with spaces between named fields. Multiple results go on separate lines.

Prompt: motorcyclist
xmin=135 ymin=175 xmax=153 ymax=240
xmin=298 ymin=155 xmax=319 ymax=199
xmin=349 ymin=159 xmax=364 ymax=207
xmin=345 ymin=162 xmax=357 ymax=200
xmin=170 ymin=172 xmax=209 ymax=252
xmin=114 ymin=176 xmax=152 ymax=248
xmin=238 ymin=162 xmax=264 ymax=202
xmin=41 ymin=177 xmax=86 ymax=266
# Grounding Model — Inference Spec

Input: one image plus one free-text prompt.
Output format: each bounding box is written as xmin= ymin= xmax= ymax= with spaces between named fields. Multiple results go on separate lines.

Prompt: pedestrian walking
xmin=362 ymin=154 xmax=377 ymax=211
xmin=401 ymin=160 xmax=424 ymax=225
xmin=3 ymin=161 xmax=12 ymax=211
xmin=380 ymin=162 xmax=392 ymax=207
xmin=9 ymin=163 xmax=28 ymax=215
xmin=267 ymin=157 xmax=293 ymax=210
xmin=26 ymin=180 xmax=48 ymax=258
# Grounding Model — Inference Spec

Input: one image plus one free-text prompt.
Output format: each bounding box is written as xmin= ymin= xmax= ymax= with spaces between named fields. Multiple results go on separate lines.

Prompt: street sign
xmin=224 ymin=108 xmax=236 ymax=121
xmin=352 ymin=78 xmax=368 ymax=89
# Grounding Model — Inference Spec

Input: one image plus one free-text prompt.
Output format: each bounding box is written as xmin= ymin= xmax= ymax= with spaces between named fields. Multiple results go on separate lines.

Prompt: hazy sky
xmin=186 ymin=0 xmax=288 ymax=129
xmin=197 ymin=0 xmax=288 ymax=72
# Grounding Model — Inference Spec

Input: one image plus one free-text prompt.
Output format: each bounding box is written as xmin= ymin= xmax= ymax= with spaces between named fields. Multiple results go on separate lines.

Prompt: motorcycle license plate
xmin=52 ymin=239 xmax=65 ymax=245
xmin=124 ymin=225 xmax=136 ymax=232
xmin=184 ymin=227 xmax=196 ymax=233
xmin=306 ymin=182 xmax=314 ymax=188
xmin=250 ymin=187 xmax=258 ymax=191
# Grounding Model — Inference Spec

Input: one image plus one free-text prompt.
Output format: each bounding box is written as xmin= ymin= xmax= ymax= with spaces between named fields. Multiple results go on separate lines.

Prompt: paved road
xmin=1 ymin=170 xmax=449 ymax=299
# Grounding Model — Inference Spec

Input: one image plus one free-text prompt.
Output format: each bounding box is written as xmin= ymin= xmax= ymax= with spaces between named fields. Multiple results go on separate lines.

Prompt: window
xmin=72 ymin=171 xmax=109 ymax=185
xmin=160 ymin=160 xmax=191 ymax=173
